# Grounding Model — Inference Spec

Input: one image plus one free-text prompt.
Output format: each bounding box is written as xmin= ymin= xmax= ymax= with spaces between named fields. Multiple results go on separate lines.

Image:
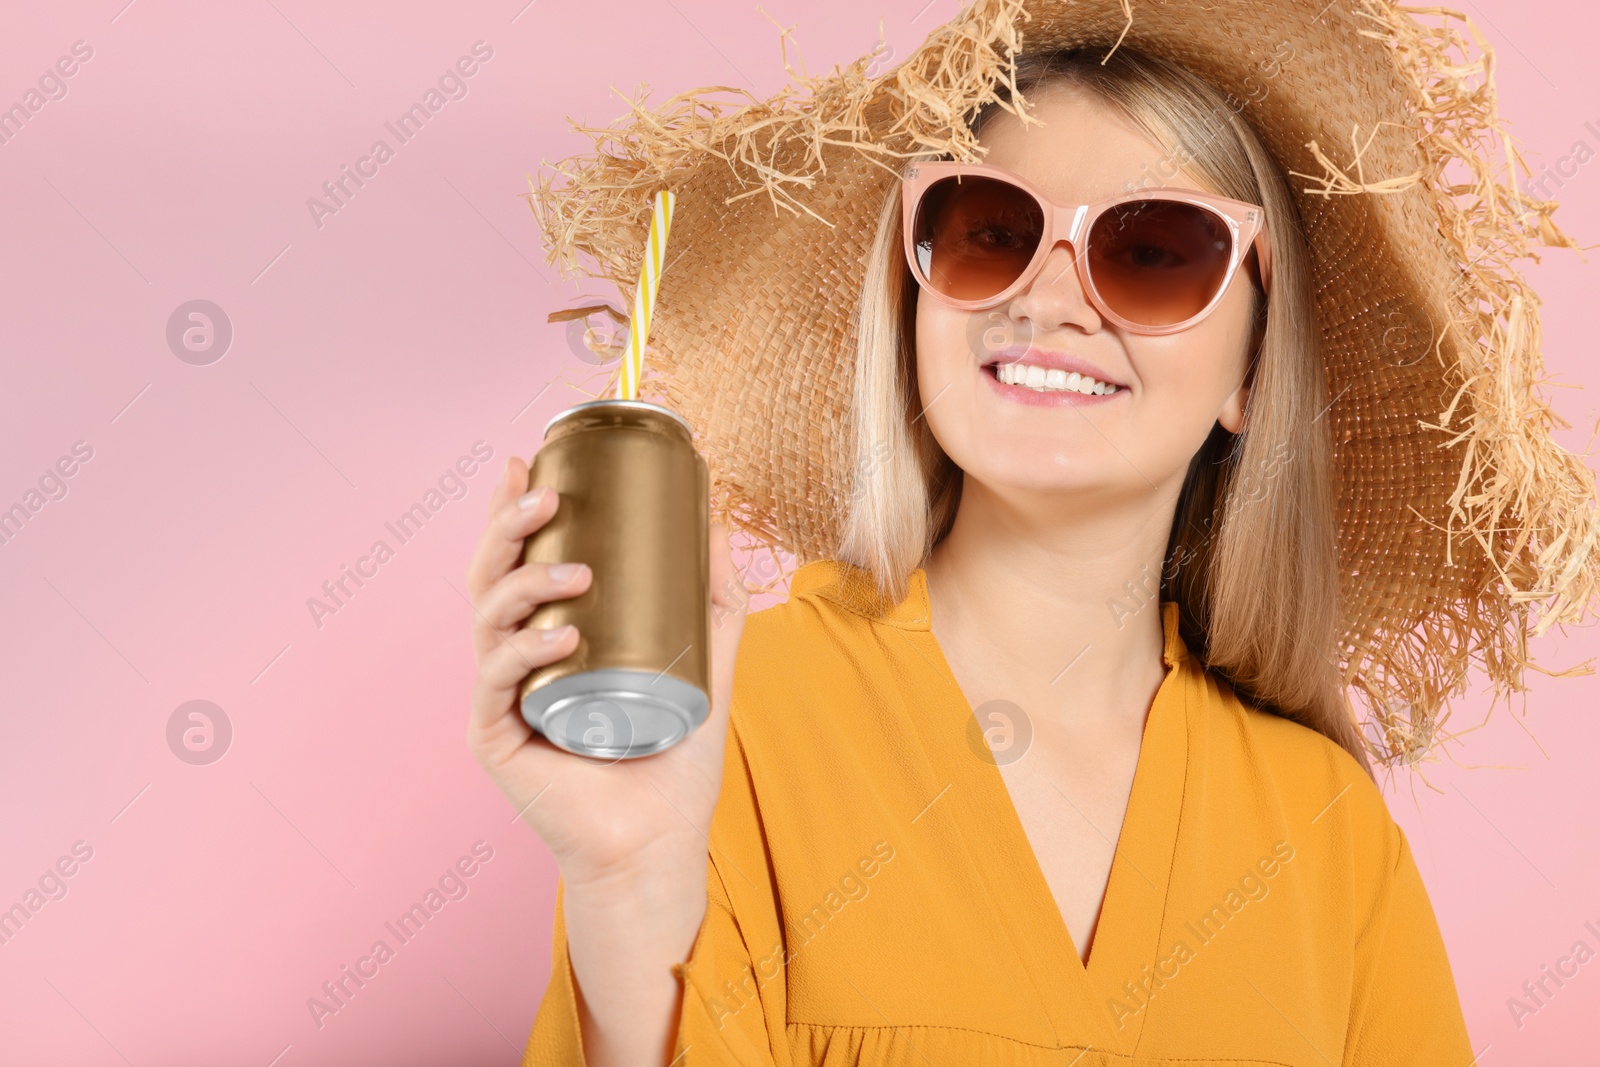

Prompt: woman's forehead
xmin=976 ymin=84 xmax=1215 ymax=200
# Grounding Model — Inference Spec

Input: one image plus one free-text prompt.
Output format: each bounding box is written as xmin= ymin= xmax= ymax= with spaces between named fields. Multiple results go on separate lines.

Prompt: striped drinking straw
xmin=619 ymin=190 xmax=676 ymax=400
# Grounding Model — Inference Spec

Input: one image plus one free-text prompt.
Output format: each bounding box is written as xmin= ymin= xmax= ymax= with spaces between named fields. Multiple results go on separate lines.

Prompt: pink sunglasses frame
xmin=900 ymin=160 xmax=1274 ymax=336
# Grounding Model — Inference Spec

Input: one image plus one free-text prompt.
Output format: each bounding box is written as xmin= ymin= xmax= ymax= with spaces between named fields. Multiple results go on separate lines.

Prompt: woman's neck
xmin=922 ymin=479 xmax=1176 ymax=729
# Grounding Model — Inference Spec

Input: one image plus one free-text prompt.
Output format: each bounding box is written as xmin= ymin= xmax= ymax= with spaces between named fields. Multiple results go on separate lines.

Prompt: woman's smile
xmin=980 ymin=345 xmax=1126 ymax=407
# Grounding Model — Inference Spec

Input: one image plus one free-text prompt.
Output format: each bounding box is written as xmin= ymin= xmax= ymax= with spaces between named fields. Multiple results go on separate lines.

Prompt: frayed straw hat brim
xmin=525 ymin=0 xmax=1599 ymax=767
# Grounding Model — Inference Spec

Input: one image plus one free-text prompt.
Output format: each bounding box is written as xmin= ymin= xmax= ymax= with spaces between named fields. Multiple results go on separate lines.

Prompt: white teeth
xmin=993 ymin=361 xmax=1119 ymax=395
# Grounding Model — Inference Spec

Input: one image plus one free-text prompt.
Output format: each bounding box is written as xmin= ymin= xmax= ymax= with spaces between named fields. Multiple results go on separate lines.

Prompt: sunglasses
xmin=901 ymin=161 xmax=1273 ymax=335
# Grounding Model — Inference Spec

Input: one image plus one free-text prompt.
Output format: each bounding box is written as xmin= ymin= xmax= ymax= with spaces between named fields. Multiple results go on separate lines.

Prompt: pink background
xmin=1 ymin=1 xmax=1596 ymax=1063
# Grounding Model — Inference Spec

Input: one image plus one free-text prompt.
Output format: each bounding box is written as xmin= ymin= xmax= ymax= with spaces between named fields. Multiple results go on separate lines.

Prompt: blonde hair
xmin=837 ymin=46 xmax=1372 ymax=774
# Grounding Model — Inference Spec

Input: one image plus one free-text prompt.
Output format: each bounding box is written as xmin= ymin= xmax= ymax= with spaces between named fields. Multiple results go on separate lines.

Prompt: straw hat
xmin=524 ymin=0 xmax=1599 ymax=767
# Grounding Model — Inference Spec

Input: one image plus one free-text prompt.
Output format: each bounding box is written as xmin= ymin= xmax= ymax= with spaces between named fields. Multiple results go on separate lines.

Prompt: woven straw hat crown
xmin=527 ymin=0 xmax=1599 ymax=766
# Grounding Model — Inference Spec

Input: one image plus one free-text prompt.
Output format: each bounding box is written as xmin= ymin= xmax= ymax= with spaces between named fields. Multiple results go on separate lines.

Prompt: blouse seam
xmin=783 ymin=1021 xmax=1296 ymax=1065
xmin=787 ymin=562 xmax=925 ymax=630
xmin=716 ymin=712 xmax=781 ymax=947
xmin=783 ymin=1019 xmax=1079 ymax=1050
xmin=1338 ymin=818 xmax=1403 ymax=1066
xmin=803 ymin=590 xmax=917 ymax=630
xmin=1128 ymin=663 xmax=1194 ymax=1062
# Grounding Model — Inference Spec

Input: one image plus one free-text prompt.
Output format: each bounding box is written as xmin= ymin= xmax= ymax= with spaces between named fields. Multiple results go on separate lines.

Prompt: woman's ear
xmin=1220 ymin=306 xmax=1266 ymax=434
xmin=1219 ymin=381 xmax=1250 ymax=434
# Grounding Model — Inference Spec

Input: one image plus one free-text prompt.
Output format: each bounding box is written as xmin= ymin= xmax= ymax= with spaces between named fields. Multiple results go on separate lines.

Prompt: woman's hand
xmin=467 ymin=452 xmax=749 ymax=882
xmin=465 ymin=452 xmax=750 ymax=1066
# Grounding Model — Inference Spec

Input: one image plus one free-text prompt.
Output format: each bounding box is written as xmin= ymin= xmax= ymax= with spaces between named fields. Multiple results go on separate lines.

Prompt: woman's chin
xmin=959 ymin=457 xmax=1139 ymax=499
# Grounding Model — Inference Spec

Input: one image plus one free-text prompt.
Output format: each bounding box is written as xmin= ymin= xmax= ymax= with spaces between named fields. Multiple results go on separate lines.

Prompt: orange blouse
xmin=524 ymin=559 xmax=1474 ymax=1065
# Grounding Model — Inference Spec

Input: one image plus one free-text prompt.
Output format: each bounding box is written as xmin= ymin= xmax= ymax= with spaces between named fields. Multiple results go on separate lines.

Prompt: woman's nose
xmin=1011 ymin=240 xmax=1103 ymax=332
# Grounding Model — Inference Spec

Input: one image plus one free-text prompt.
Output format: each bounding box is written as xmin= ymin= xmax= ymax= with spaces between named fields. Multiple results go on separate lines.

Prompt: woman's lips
xmin=980 ymin=363 xmax=1125 ymax=406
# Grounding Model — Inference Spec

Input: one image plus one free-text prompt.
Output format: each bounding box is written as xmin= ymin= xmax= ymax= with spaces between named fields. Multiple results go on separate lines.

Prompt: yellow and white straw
xmin=619 ymin=190 xmax=675 ymax=400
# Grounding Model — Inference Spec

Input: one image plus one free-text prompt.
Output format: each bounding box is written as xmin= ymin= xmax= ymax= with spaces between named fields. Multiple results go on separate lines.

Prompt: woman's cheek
xmin=915 ymin=300 xmax=970 ymax=378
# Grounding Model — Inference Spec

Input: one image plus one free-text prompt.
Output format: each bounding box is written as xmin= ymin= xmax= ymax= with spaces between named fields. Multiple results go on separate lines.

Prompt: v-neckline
xmin=899 ymin=567 xmax=1192 ymax=1051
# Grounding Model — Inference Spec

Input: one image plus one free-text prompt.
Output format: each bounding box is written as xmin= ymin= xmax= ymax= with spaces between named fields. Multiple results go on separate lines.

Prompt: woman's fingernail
xmin=517 ymin=488 xmax=548 ymax=510
xmin=548 ymin=562 xmax=586 ymax=582
xmin=538 ymin=624 xmax=574 ymax=643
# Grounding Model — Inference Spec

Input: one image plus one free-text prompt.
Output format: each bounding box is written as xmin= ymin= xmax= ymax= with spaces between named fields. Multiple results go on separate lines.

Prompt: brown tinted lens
xmin=1087 ymin=199 xmax=1233 ymax=327
xmin=912 ymin=176 xmax=1044 ymax=303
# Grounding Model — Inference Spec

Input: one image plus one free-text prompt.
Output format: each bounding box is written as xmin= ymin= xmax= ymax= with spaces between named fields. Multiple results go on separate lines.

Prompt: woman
xmin=470 ymin=3 xmax=1595 ymax=1064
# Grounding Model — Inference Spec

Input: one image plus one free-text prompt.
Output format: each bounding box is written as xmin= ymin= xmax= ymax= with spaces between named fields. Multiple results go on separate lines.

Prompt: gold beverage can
xmin=516 ymin=399 xmax=711 ymax=759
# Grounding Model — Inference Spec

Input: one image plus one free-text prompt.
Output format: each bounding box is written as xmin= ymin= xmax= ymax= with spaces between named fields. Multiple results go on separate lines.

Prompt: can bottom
xmin=520 ymin=669 xmax=710 ymax=759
